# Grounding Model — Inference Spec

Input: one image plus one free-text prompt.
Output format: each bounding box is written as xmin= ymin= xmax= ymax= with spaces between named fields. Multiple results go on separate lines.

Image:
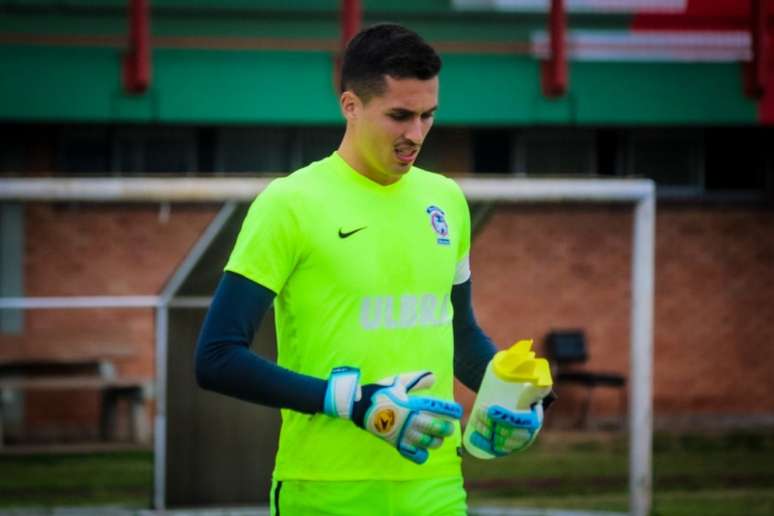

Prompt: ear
xmin=340 ymin=90 xmax=361 ymax=122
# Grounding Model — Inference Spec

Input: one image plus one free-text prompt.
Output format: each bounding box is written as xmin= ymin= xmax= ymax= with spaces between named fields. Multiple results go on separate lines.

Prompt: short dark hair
xmin=340 ymin=23 xmax=442 ymax=102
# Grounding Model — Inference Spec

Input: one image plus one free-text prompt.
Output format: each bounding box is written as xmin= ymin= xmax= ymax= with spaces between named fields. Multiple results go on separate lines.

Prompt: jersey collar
xmin=330 ymin=151 xmax=413 ymax=194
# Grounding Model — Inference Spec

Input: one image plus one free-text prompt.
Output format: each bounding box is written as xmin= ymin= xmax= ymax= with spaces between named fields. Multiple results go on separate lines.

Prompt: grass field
xmin=463 ymin=430 xmax=774 ymax=515
xmin=0 ymin=450 xmax=151 ymax=508
xmin=0 ymin=431 xmax=773 ymax=514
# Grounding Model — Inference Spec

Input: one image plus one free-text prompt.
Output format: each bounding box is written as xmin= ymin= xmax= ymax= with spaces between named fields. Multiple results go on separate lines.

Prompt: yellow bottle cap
xmin=492 ymin=339 xmax=554 ymax=387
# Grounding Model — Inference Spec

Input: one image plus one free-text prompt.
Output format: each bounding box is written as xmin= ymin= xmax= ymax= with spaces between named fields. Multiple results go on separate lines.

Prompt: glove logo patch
xmin=373 ymin=408 xmax=396 ymax=433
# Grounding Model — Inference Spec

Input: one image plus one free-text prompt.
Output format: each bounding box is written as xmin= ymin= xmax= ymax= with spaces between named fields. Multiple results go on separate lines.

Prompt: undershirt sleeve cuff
xmin=453 ymin=253 xmax=471 ymax=285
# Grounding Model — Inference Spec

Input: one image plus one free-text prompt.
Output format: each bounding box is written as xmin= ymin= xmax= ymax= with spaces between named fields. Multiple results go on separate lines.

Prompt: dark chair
xmin=544 ymin=330 xmax=626 ymax=429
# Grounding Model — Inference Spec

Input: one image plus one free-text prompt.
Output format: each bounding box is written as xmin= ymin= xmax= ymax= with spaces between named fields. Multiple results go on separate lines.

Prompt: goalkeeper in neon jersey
xmin=196 ymin=23 xmax=552 ymax=516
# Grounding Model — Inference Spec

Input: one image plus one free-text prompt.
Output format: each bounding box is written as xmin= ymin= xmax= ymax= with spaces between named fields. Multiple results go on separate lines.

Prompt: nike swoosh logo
xmin=338 ymin=226 xmax=367 ymax=239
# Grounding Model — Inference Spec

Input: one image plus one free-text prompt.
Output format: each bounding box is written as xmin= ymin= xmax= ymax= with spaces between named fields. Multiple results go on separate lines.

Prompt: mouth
xmin=394 ymin=146 xmax=418 ymax=165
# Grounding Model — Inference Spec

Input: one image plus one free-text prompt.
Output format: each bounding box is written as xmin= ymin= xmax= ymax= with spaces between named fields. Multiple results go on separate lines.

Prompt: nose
xmin=404 ymin=118 xmax=424 ymax=146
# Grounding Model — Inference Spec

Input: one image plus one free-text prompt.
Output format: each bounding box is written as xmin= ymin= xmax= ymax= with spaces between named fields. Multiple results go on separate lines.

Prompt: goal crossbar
xmin=1 ymin=176 xmax=650 ymax=203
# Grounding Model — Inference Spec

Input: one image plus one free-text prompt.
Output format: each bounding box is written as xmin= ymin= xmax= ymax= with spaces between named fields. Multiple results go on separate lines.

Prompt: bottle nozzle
xmin=493 ymin=339 xmax=554 ymax=387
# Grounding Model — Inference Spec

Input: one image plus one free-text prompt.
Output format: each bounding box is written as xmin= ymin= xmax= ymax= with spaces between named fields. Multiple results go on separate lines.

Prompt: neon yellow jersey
xmin=225 ymin=151 xmax=471 ymax=481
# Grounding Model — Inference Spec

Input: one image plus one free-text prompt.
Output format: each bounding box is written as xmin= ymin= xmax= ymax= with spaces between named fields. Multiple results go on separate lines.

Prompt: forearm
xmin=195 ymin=271 xmax=326 ymax=414
xmin=451 ymin=279 xmax=498 ymax=392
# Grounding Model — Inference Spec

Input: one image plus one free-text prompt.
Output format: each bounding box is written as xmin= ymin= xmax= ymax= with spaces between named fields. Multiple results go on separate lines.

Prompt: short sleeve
xmin=452 ymin=180 xmax=471 ymax=285
xmin=224 ymin=179 xmax=305 ymax=294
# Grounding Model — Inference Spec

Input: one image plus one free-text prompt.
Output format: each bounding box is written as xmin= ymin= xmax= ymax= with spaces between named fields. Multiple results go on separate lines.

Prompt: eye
xmin=421 ymin=112 xmax=435 ymax=120
xmin=389 ymin=112 xmax=411 ymax=121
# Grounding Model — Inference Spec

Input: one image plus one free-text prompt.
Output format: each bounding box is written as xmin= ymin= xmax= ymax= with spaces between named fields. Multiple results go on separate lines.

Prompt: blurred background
xmin=0 ymin=0 xmax=772 ymax=515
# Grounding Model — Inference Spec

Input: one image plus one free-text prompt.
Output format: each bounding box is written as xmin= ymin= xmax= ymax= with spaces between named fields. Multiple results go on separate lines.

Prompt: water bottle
xmin=463 ymin=339 xmax=554 ymax=459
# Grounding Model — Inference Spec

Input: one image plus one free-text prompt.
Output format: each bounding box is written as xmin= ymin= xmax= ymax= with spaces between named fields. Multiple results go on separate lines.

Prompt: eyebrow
xmin=387 ymin=106 xmax=438 ymax=116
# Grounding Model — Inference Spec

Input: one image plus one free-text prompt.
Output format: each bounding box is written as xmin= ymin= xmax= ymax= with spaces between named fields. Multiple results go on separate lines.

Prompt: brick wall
xmin=4 ymin=201 xmax=773 ymax=441
xmin=0 ymin=203 xmax=218 ymax=442
xmin=460 ymin=203 xmax=774 ymax=429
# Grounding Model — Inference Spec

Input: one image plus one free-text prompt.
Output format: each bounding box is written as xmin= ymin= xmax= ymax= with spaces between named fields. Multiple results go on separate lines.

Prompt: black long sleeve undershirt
xmin=451 ymin=278 xmax=498 ymax=392
xmin=194 ymin=272 xmax=327 ymax=414
xmin=194 ymin=272 xmax=497 ymax=414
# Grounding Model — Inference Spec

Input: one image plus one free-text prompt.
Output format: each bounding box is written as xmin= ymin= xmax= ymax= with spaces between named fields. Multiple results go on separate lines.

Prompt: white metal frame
xmin=0 ymin=177 xmax=654 ymax=516
xmin=152 ymin=201 xmax=237 ymax=510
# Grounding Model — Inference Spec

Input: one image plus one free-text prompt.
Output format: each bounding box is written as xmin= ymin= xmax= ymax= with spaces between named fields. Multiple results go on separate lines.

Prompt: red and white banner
xmin=531 ymin=30 xmax=751 ymax=61
xmin=453 ymin=0 xmax=687 ymax=13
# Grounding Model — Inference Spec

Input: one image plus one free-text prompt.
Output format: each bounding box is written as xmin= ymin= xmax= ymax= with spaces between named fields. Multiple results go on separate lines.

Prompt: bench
xmin=0 ymin=359 xmax=152 ymax=447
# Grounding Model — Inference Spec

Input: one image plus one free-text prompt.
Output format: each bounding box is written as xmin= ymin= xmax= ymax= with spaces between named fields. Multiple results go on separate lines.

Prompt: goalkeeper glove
xmin=468 ymin=401 xmax=543 ymax=457
xmin=324 ymin=367 xmax=463 ymax=465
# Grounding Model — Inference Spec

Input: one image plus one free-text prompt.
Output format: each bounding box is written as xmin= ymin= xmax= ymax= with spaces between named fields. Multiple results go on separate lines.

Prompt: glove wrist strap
xmin=324 ymin=366 xmax=361 ymax=419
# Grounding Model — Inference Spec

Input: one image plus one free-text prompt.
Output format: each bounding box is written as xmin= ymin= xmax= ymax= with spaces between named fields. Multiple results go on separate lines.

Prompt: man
xmin=196 ymin=23 xmax=548 ymax=515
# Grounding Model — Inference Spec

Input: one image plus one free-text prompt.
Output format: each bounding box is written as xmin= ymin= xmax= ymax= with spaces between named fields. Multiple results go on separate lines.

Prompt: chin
xmin=393 ymin=159 xmax=414 ymax=171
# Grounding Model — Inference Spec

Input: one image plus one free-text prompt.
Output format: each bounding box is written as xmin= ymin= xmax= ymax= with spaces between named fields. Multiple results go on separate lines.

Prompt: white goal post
xmin=0 ymin=176 xmax=655 ymax=516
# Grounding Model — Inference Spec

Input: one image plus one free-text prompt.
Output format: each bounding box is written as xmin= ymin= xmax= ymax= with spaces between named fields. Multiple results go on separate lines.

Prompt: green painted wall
xmin=571 ymin=62 xmax=756 ymax=125
xmin=154 ymin=50 xmax=340 ymax=124
xmin=0 ymin=46 xmax=122 ymax=122
xmin=0 ymin=1 xmax=759 ymax=125
xmin=0 ymin=45 xmax=757 ymax=125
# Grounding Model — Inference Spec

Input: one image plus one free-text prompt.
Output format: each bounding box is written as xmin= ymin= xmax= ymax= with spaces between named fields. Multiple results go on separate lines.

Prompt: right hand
xmin=324 ymin=367 xmax=463 ymax=464
xmin=468 ymin=402 xmax=543 ymax=457
xmin=467 ymin=390 xmax=557 ymax=457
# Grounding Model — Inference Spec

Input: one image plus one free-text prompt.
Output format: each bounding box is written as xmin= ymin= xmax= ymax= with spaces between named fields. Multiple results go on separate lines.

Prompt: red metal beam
xmin=123 ymin=0 xmax=151 ymax=94
xmin=341 ymin=0 xmax=362 ymax=50
xmin=745 ymin=0 xmax=769 ymax=97
xmin=335 ymin=0 xmax=362 ymax=93
xmin=541 ymin=0 xmax=568 ymax=98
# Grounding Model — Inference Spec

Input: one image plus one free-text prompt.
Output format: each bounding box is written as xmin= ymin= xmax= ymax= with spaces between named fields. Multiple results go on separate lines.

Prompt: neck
xmin=338 ymin=128 xmax=399 ymax=186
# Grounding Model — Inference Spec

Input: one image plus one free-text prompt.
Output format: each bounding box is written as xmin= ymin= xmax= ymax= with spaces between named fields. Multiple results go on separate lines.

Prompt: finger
xmin=472 ymin=410 xmax=494 ymax=438
xmin=534 ymin=402 xmax=544 ymax=426
xmin=487 ymin=404 xmax=540 ymax=431
xmin=398 ymin=441 xmax=429 ymax=465
xmin=372 ymin=371 xmax=431 ymax=388
xmin=398 ymin=371 xmax=435 ymax=392
xmin=475 ymin=404 xmax=493 ymax=425
xmin=425 ymin=435 xmax=444 ymax=449
xmin=403 ymin=427 xmax=443 ymax=449
xmin=469 ymin=431 xmax=502 ymax=457
xmin=411 ymin=413 xmax=454 ymax=437
xmin=373 ymin=374 xmax=400 ymax=387
xmin=494 ymin=424 xmax=513 ymax=439
xmin=410 ymin=396 xmax=463 ymax=419
xmin=473 ymin=420 xmax=493 ymax=439
xmin=542 ymin=390 xmax=558 ymax=411
xmin=494 ymin=429 xmax=536 ymax=455
xmin=497 ymin=427 xmax=531 ymax=447
xmin=493 ymin=437 xmax=515 ymax=455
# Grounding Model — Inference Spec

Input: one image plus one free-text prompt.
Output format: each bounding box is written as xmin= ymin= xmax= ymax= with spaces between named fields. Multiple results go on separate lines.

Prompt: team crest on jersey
xmin=426 ymin=205 xmax=450 ymax=245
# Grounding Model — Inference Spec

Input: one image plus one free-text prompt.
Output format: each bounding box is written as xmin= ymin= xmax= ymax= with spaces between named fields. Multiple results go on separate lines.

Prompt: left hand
xmin=324 ymin=367 xmax=463 ymax=465
xmin=467 ymin=401 xmax=544 ymax=457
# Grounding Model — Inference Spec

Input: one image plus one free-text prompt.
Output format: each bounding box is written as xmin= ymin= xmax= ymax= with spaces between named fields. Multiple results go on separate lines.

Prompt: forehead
xmin=372 ymin=75 xmax=439 ymax=111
